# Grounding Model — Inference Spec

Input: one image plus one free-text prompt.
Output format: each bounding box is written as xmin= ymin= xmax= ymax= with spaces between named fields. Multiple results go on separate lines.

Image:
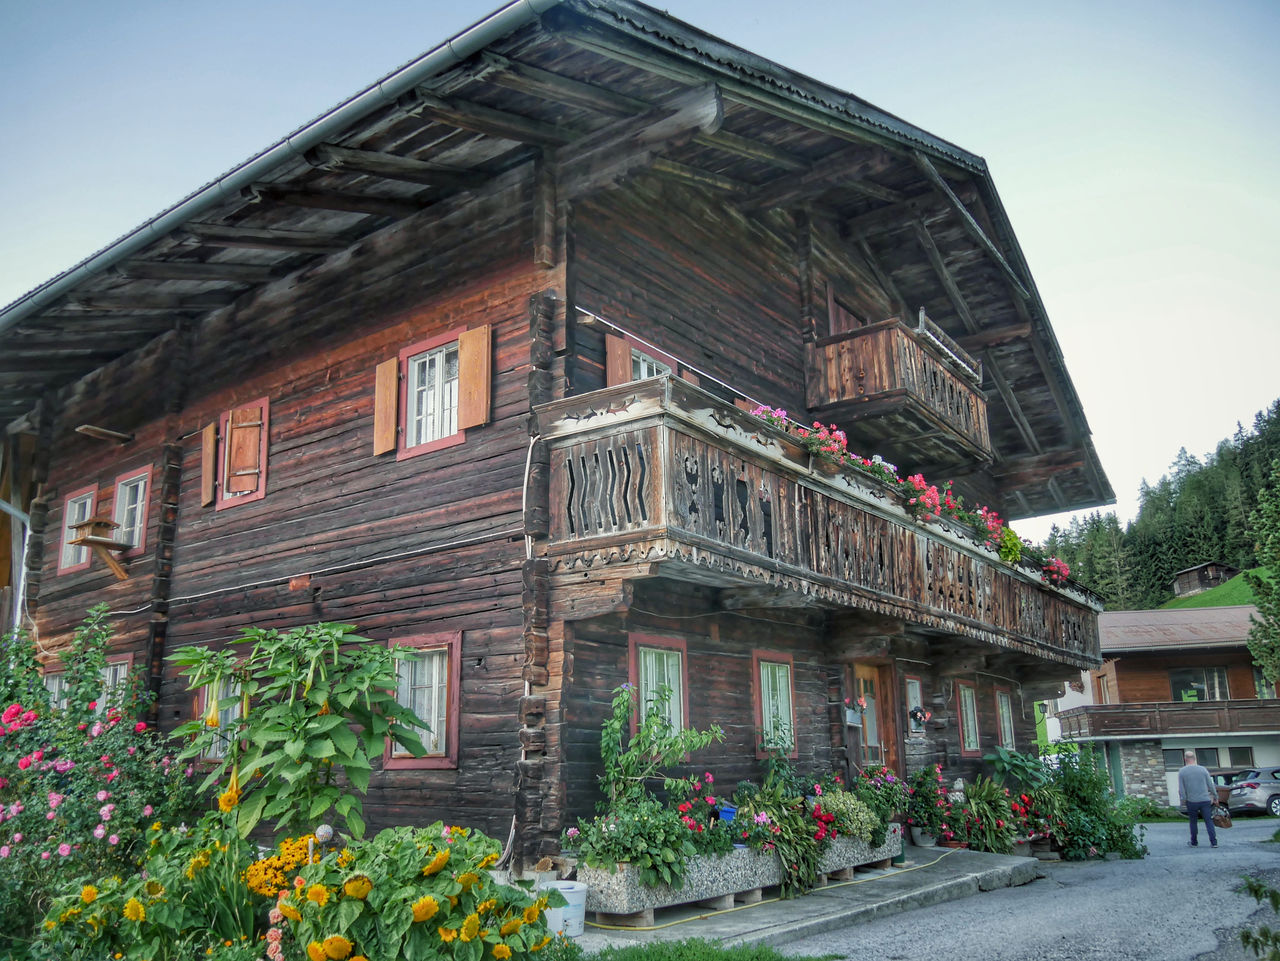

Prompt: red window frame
xmin=57 ymin=483 xmax=99 ymax=575
xmin=627 ymin=633 xmax=690 ymax=735
xmin=215 ymin=397 xmax=270 ymax=510
xmin=956 ymin=679 xmax=981 ymax=757
xmin=112 ymin=465 xmax=153 ymax=557
xmin=384 ymin=632 xmax=461 ymax=770
xmin=751 ymin=649 xmax=798 ymax=760
xmin=397 ymin=329 xmax=467 ymax=461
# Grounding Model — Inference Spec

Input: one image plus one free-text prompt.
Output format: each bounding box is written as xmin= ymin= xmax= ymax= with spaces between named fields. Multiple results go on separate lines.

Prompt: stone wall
xmin=1117 ymin=740 xmax=1166 ymax=801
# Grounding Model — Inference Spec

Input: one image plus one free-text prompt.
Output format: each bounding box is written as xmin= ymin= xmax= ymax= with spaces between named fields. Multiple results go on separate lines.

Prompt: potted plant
xmin=906 ymin=764 xmax=948 ymax=846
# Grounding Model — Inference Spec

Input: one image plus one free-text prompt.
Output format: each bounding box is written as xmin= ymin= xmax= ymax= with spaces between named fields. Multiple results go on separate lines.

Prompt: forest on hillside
xmin=1041 ymin=398 xmax=1280 ymax=611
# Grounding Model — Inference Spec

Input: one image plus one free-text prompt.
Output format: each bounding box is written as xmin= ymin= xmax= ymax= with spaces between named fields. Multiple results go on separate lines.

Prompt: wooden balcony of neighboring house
xmin=531 ymin=376 xmax=1100 ymax=670
xmin=804 ymin=312 xmax=991 ymax=468
xmin=1057 ymin=699 xmax=1280 ymax=740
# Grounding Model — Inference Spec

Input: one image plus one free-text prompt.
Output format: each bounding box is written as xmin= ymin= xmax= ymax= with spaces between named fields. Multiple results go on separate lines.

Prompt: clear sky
xmin=2 ymin=0 xmax=1277 ymax=540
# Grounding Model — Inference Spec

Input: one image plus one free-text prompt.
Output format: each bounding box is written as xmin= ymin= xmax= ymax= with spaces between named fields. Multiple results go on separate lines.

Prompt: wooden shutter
xmin=457 ymin=325 xmax=492 ymax=430
xmin=373 ymin=357 xmax=399 ymax=455
xmin=605 ymin=333 xmax=630 ymax=387
xmin=200 ymin=422 xmax=218 ymax=507
xmin=223 ymin=400 xmax=267 ymax=497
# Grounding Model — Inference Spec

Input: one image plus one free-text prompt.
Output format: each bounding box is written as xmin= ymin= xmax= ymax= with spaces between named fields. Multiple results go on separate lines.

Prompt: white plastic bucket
xmin=541 ymin=880 xmax=587 ymax=937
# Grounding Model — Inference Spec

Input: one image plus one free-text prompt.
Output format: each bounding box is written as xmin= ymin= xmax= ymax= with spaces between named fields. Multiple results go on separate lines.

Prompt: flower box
xmin=578 ymin=824 xmax=902 ymax=919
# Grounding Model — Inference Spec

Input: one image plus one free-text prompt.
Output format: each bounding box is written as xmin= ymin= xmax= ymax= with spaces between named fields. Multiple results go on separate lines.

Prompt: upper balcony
xmin=1058 ymin=700 xmax=1280 ymax=740
xmin=532 ymin=377 xmax=1100 ymax=669
xmin=805 ymin=314 xmax=991 ymax=468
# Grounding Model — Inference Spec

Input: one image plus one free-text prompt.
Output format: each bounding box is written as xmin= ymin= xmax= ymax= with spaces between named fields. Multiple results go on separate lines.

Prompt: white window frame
xmin=395 ymin=647 xmax=451 ymax=758
xmin=113 ymin=470 xmax=149 ymax=551
xmin=44 ymin=672 xmax=70 ymax=711
xmin=958 ymin=681 xmax=980 ymax=755
xmin=905 ymin=677 xmax=926 ymax=734
xmin=636 ymin=644 xmax=684 ymax=731
xmin=405 ymin=341 xmax=460 ymax=449
xmin=631 ymin=348 xmax=672 ymax=381
xmin=60 ymin=488 xmax=97 ymax=572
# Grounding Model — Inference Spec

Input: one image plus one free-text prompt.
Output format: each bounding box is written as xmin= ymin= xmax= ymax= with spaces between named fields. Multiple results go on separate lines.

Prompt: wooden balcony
xmin=805 ymin=316 xmax=991 ymax=467
xmin=1058 ymin=700 xmax=1280 ymax=740
xmin=532 ymin=378 xmax=1099 ymax=669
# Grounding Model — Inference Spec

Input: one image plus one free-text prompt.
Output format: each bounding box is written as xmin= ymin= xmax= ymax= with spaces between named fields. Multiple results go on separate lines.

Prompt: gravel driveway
xmin=780 ymin=819 xmax=1280 ymax=961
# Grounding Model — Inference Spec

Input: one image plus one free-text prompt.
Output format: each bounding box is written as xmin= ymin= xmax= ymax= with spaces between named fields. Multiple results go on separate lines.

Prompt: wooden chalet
xmin=0 ymin=0 xmax=1113 ymax=868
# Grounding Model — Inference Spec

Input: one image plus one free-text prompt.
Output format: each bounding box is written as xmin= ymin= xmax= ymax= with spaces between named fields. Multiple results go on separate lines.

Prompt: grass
xmin=1159 ymin=571 xmax=1266 ymax=609
xmin=542 ymin=937 xmax=838 ymax=961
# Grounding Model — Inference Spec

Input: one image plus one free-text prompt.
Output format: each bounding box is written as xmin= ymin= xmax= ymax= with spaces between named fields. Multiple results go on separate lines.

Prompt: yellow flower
xmin=448 ymin=895 xmax=459 ymax=908
xmin=204 ymin=696 xmax=220 ymax=728
xmin=422 ymin=849 xmax=450 ymax=876
xmin=306 ymin=943 xmax=327 ymax=961
xmin=218 ymin=787 xmax=240 ymax=812
xmin=149 ymin=821 xmax=163 ymax=832
xmin=460 ymin=913 xmax=480 ymax=943
xmin=81 ymin=885 xmax=98 ymax=905
xmin=500 ymin=919 xmax=523 ymax=936
xmin=530 ymin=935 xmax=552 ymax=952
xmin=456 ymin=872 xmax=480 ymax=892
xmin=439 ymin=928 xmax=458 ymax=943
xmin=322 ymin=935 xmax=354 ymax=959
xmin=523 ymin=904 xmax=541 ymax=925
xmin=307 ymin=885 xmax=330 ymax=907
xmin=123 ymin=898 xmax=146 ymax=922
xmin=477 ymin=899 xmax=497 ymax=914
xmin=145 ymin=879 xmax=165 ymax=898
xmin=494 ymin=945 xmax=513 ymax=960
xmin=477 ymin=852 xmax=499 ymax=869
xmin=336 ymin=850 xmax=355 ymax=868
xmin=351 ymin=958 xmax=369 ymax=961
xmin=342 ymin=875 xmax=372 ymax=900
xmin=280 ymin=903 xmax=302 ymax=923
xmin=412 ymin=895 xmax=440 ymax=923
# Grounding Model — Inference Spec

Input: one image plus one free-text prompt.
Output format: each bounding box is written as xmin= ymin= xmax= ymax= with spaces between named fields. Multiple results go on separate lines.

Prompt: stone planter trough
xmin=577 ymin=824 xmax=902 ymax=925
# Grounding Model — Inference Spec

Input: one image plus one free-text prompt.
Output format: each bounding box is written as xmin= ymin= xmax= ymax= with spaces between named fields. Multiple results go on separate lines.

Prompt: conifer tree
xmin=1245 ymin=461 xmax=1280 ymax=683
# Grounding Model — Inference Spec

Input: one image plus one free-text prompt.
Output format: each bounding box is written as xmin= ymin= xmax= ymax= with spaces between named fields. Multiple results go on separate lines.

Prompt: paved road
xmin=780 ymin=819 xmax=1280 ymax=961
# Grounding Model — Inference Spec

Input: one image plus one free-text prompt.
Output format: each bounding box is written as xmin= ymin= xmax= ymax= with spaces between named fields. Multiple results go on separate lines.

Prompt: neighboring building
xmin=0 ymin=0 xmax=1112 ymax=869
xmin=1170 ymin=562 xmax=1240 ymax=598
xmin=1058 ymin=607 xmax=1280 ymax=805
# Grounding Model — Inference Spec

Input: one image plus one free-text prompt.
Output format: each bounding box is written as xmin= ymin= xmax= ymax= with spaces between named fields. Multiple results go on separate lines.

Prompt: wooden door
xmin=852 ymin=663 xmax=899 ymax=771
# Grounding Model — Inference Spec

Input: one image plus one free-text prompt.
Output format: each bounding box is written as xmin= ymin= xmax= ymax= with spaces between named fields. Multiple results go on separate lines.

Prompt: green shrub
xmin=906 ymin=764 xmax=949 ymax=836
xmin=572 ymin=797 xmax=697 ymax=888
xmin=817 ymin=790 xmax=878 ymax=844
xmin=1047 ymin=746 xmax=1147 ymax=859
xmin=961 ymin=777 xmax=1016 ymax=854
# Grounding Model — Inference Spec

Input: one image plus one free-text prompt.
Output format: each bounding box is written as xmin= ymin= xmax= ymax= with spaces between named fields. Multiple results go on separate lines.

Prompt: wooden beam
xmin=956 ymin=322 xmax=1032 ymax=352
xmin=912 ymin=220 xmax=978 ymax=334
xmin=480 ymin=51 xmax=645 ymax=117
xmin=845 ymin=191 xmax=936 ymax=238
xmin=982 ymin=353 xmax=1040 ymax=452
xmin=556 ymin=84 xmax=724 ymax=199
xmin=68 ymin=290 xmax=241 ymax=311
xmin=406 ymin=90 xmax=575 ymax=146
xmin=692 ymin=129 xmax=808 ymax=171
xmin=852 ymin=237 xmax=911 ymax=321
xmin=255 ymin=186 xmax=430 ymax=219
xmin=832 ymin=174 xmax=905 ymax=204
xmin=740 ymin=143 xmax=896 ymax=212
xmin=183 ymin=223 xmax=346 ymax=254
xmin=992 ymin=449 xmax=1086 ymax=486
xmin=912 ymin=151 xmax=1031 ymax=300
xmin=117 ymin=261 xmax=281 ymax=283
xmin=648 ymin=157 xmax=745 ymax=193
xmin=307 ymin=144 xmax=488 ymax=190
xmin=534 ymin=152 xmax=556 ymax=269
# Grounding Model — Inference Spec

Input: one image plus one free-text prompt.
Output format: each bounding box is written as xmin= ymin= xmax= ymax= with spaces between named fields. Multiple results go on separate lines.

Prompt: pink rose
xmin=40 ymin=851 xmax=50 ymax=860
xmin=0 ymin=846 xmax=7 ymax=858
xmin=93 ymin=825 xmax=106 ymax=839
xmin=17 ymin=757 xmax=30 ymax=771
xmin=57 ymin=843 xmax=71 ymax=857
xmin=96 ymin=790 xmax=109 ymax=802
xmin=142 ymin=805 xmax=153 ymax=816
xmin=108 ymin=835 xmax=119 ymax=846
xmin=134 ymin=721 xmax=147 ymax=732
xmin=267 ymin=928 xmax=283 ymax=943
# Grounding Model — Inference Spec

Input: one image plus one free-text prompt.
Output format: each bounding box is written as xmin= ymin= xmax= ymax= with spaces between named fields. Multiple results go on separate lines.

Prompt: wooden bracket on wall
xmin=68 ymin=517 xmax=132 ymax=580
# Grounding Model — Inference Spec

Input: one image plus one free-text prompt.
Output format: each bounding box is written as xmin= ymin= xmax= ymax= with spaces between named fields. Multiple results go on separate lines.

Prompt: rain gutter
xmin=0 ymin=0 xmax=562 ymax=335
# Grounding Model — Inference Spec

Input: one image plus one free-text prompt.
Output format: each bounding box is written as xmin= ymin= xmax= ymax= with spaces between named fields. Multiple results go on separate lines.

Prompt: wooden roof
xmin=1098 ymin=606 xmax=1258 ymax=652
xmin=0 ymin=0 xmax=1112 ymax=518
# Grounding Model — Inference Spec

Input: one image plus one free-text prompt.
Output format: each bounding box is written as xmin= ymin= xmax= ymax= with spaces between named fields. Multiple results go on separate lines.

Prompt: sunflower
xmin=322 ymin=935 xmax=354 ymax=959
xmin=80 ymin=886 xmax=98 ymax=905
xmin=493 ymin=945 xmax=513 ymax=960
xmin=460 ymin=913 xmax=481 ymax=942
xmin=500 ymin=919 xmax=523 ymax=936
xmin=477 ymin=852 xmax=499 ymax=869
xmin=412 ymin=895 xmax=439 ymax=923
xmin=307 ymin=885 xmax=331 ymax=907
xmin=456 ymin=872 xmax=480 ymax=892
xmin=280 ymin=903 xmax=302 ymax=923
xmin=342 ymin=875 xmax=372 ymax=900
xmin=522 ymin=904 xmax=541 ymax=925
xmin=530 ymin=935 xmax=553 ymax=952
xmin=122 ymin=898 xmax=146 ymax=922
xmin=422 ymin=849 xmax=450 ymax=876
xmin=306 ymin=943 xmax=327 ymax=961
xmin=439 ymin=928 xmax=458 ymax=943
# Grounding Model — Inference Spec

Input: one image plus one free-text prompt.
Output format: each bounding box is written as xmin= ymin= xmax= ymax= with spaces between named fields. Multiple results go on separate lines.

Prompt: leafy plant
xmin=1240 ymin=875 xmax=1280 ymax=960
xmin=572 ymin=797 xmax=696 ymax=888
xmin=171 ymin=622 xmax=432 ymax=839
xmin=816 ymin=790 xmax=877 ymax=844
xmin=984 ymin=746 xmax=1052 ymax=792
xmin=734 ymin=777 xmax=820 ymax=898
xmin=1045 ymin=745 xmax=1146 ymax=859
xmin=905 ymin=764 xmax=949 ymax=836
xmin=959 ymin=777 xmax=1015 ymax=854
xmin=849 ymin=766 xmax=908 ymax=848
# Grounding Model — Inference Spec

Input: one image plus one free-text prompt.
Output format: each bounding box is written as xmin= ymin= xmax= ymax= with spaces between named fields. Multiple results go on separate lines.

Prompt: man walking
xmin=1178 ymin=750 xmax=1218 ymax=848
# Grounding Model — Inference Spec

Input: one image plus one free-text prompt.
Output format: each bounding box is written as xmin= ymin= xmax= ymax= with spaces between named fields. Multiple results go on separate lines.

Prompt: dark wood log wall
xmin=33 ymin=165 xmax=554 ymax=840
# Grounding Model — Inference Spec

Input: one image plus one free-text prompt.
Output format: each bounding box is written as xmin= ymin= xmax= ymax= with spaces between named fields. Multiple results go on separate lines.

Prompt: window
xmin=112 ymin=467 xmax=151 ymax=553
xmin=1170 ymin=667 xmax=1229 ymax=702
xmin=99 ymin=655 xmax=133 ymax=711
xmin=1196 ymin=747 xmax=1220 ymax=768
xmin=373 ymin=326 xmax=492 ymax=460
xmin=1255 ymin=670 xmax=1277 ymax=699
xmin=385 ymin=632 xmax=460 ymax=770
xmin=904 ymin=676 xmax=925 ymax=735
xmin=203 ymin=677 xmax=243 ymax=760
xmin=44 ymin=672 xmax=69 ymax=711
xmin=58 ymin=485 xmax=98 ymax=573
xmin=201 ymin=398 xmax=269 ymax=510
xmin=995 ymin=688 xmax=1015 ymax=749
xmin=1229 ymin=746 xmax=1255 ymax=767
xmin=957 ymin=680 xmax=980 ymax=756
xmin=752 ymin=651 xmax=795 ymax=756
xmin=605 ymin=334 xmax=683 ymax=387
xmin=629 ymin=635 xmax=686 ymax=732
xmin=1163 ymin=749 xmax=1185 ymax=772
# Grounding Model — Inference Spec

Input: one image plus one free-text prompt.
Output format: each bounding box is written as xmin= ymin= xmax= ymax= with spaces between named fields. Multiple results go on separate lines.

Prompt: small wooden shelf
xmin=68 ymin=517 xmax=132 ymax=579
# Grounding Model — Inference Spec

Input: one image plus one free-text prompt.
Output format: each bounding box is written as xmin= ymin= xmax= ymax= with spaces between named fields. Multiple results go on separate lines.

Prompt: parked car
xmin=1209 ymin=769 xmax=1241 ymax=805
xmin=1227 ymin=767 xmax=1280 ymax=816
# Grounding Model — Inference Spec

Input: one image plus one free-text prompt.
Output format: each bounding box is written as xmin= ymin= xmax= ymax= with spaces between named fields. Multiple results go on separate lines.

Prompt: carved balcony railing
xmin=805 ymin=315 xmax=991 ymax=466
xmin=1058 ymin=700 xmax=1280 ymax=740
xmin=532 ymin=378 xmax=1100 ymax=668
